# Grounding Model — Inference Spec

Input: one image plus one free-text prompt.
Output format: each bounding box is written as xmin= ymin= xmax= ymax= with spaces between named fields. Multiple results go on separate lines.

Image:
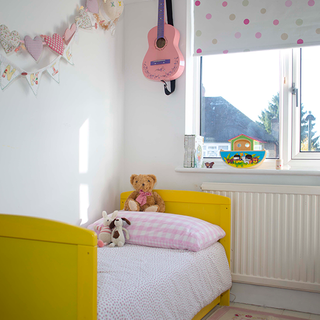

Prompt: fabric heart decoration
xmin=24 ymin=35 xmax=43 ymax=61
xmin=76 ymin=8 xmax=92 ymax=29
xmin=42 ymin=33 xmax=64 ymax=55
xmin=0 ymin=25 xmax=21 ymax=54
xmin=64 ymin=23 xmax=76 ymax=44
xmin=87 ymin=0 xmax=99 ymax=14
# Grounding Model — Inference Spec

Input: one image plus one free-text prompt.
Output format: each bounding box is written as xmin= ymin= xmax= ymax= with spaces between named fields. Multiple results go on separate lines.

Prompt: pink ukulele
xmin=142 ymin=0 xmax=185 ymax=82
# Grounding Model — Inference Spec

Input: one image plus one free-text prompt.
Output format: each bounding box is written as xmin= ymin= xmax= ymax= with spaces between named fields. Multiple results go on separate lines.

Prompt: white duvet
xmin=97 ymin=242 xmax=232 ymax=320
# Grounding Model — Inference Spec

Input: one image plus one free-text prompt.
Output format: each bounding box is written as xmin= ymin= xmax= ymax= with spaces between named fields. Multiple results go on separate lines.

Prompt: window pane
xmin=300 ymin=47 xmax=320 ymax=152
xmin=200 ymin=50 xmax=280 ymax=158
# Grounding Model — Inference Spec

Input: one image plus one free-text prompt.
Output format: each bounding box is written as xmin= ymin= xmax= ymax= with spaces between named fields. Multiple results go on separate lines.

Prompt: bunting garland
xmin=0 ymin=36 xmax=74 ymax=95
xmin=0 ymin=0 xmax=124 ymax=96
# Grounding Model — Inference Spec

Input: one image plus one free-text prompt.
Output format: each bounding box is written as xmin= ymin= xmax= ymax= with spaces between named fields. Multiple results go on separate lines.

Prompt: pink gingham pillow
xmin=119 ymin=211 xmax=225 ymax=251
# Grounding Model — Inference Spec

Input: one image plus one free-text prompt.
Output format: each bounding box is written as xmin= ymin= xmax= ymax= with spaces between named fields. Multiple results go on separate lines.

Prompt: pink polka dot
xmin=197 ymin=48 xmax=202 ymax=53
xmin=195 ymin=1 xmax=201 ymax=6
xmin=308 ymin=0 xmax=315 ymax=6
xmin=297 ymin=39 xmax=304 ymax=44
xmin=222 ymin=1 xmax=228 ymax=7
xmin=235 ymin=32 xmax=241 ymax=39
xmin=285 ymin=0 xmax=292 ymax=7
xmin=273 ymin=19 xmax=279 ymax=26
xmin=206 ymin=13 xmax=212 ymax=19
xmin=223 ymin=50 xmax=229 ymax=54
xmin=255 ymin=32 xmax=262 ymax=39
xmin=244 ymin=19 xmax=250 ymax=25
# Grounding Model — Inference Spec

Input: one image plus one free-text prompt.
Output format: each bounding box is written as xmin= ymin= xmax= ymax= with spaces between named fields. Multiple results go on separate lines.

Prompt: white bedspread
xmin=97 ymin=242 xmax=232 ymax=320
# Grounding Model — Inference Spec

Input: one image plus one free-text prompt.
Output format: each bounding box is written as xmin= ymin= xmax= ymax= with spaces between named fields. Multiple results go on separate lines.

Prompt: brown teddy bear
xmin=124 ymin=174 xmax=165 ymax=212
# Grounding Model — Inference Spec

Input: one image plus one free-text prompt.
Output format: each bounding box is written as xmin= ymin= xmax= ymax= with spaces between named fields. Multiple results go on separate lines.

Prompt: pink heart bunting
xmin=24 ymin=35 xmax=43 ymax=61
xmin=87 ymin=0 xmax=99 ymax=14
xmin=64 ymin=24 xmax=76 ymax=44
xmin=43 ymin=33 xmax=64 ymax=55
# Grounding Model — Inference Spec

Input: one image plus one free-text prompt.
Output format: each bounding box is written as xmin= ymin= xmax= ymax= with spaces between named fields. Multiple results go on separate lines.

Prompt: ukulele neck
xmin=157 ymin=0 xmax=165 ymax=40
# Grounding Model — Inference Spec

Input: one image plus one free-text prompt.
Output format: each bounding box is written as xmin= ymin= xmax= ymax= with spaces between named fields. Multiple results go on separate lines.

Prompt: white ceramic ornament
xmin=102 ymin=0 xmax=124 ymax=22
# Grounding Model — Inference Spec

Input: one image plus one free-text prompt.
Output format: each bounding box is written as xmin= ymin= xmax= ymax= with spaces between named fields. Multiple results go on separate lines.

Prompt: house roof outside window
xmin=201 ymin=96 xmax=278 ymax=146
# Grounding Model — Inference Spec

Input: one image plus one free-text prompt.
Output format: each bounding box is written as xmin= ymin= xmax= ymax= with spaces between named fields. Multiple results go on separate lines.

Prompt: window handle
xmin=291 ymin=82 xmax=299 ymax=107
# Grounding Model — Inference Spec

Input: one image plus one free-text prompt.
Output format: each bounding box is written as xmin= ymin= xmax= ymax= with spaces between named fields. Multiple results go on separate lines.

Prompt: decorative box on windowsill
xmin=220 ymin=134 xmax=267 ymax=169
xmin=220 ymin=150 xmax=267 ymax=168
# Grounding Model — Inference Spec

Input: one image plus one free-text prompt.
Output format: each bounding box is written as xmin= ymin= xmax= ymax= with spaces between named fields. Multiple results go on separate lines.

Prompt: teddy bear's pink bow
xmin=136 ymin=190 xmax=152 ymax=206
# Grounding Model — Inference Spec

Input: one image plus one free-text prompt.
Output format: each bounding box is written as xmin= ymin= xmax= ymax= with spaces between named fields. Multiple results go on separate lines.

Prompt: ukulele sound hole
xmin=156 ymin=38 xmax=166 ymax=49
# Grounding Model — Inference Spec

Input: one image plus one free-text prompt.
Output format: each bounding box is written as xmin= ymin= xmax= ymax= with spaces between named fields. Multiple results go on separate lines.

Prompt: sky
xmin=202 ymin=48 xmax=320 ymax=136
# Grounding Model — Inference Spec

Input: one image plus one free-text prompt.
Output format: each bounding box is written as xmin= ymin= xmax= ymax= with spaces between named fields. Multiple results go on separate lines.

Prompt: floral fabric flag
xmin=25 ymin=71 xmax=43 ymax=95
xmin=62 ymin=41 xmax=74 ymax=65
xmin=0 ymin=58 xmax=20 ymax=89
xmin=46 ymin=59 xmax=61 ymax=83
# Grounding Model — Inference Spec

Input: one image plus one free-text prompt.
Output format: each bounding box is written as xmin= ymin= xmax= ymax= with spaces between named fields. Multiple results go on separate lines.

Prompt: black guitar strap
xmin=166 ymin=0 xmax=173 ymax=26
xmin=162 ymin=79 xmax=175 ymax=95
xmin=163 ymin=0 xmax=175 ymax=96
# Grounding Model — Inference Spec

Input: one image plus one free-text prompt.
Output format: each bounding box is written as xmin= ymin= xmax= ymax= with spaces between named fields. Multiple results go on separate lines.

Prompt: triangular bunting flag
xmin=0 ymin=59 xmax=21 ymax=90
xmin=46 ymin=58 xmax=61 ymax=83
xmin=62 ymin=44 xmax=74 ymax=65
xmin=25 ymin=71 xmax=43 ymax=95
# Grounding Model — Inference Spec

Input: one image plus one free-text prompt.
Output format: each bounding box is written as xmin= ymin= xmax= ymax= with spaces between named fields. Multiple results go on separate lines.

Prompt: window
xmin=199 ymin=47 xmax=320 ymax=164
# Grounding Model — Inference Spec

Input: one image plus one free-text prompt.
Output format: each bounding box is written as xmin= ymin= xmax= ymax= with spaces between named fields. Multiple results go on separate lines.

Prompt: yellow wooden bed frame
xmin=0 ymin=190 xmax=230 ymax=320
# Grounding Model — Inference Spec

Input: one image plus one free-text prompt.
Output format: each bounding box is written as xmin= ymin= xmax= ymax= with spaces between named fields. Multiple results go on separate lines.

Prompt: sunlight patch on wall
xmin=79 ymin=184 xmax=89 ymax=225
xmin=79 ymin=119 xmax=89 ymax=174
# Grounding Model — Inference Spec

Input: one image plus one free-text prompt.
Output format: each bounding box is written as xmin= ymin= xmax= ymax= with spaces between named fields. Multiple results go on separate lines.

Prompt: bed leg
xmin=220 ymin=289 xmax=230 ymax=306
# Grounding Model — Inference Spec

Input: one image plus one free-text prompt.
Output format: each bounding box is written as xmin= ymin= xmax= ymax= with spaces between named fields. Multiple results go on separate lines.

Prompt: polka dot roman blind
xmin=194 ymin=0 xmax=320 ymax=56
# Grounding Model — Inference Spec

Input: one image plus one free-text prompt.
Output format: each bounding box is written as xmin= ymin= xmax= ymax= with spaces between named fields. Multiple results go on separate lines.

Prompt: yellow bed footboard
xmin=0 ymin=214 xmax=97 ymax=320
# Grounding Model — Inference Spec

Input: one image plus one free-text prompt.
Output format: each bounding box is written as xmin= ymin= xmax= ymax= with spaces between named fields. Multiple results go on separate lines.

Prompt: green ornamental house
xmin=228 ymin=134 xmax=266 ymax=152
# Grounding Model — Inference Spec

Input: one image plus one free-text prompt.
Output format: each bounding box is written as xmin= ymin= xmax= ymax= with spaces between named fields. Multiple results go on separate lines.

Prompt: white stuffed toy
xmin=108 ymin=217 xmax=131 ymax=247
xmin=95 ymin=210 xmax=118 ymax=247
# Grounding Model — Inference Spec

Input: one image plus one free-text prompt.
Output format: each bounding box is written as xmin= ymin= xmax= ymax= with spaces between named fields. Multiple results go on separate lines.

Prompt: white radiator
xmin=201 ymin=182 xmax=320 ymax=293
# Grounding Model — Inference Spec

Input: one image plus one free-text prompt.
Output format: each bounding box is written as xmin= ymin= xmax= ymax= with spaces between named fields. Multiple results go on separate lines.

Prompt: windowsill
xmin=175 ymin=159 xmax=320 ymax=176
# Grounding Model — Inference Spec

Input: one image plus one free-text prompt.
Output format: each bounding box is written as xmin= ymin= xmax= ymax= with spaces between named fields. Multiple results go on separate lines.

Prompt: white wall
xmin=122 ymin=0 xmax=319 ymax=193
xmin=0 ymin=0 xmax=124 ymax=225
xmin=122 ymin=0 xmax=186 ymax=190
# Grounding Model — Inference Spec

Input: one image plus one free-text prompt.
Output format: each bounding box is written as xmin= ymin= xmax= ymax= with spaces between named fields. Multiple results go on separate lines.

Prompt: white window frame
xmin=193 ymin=48 xmax=320 ymax=170
xmin=291 ymin=48 xmax=320 ymax=160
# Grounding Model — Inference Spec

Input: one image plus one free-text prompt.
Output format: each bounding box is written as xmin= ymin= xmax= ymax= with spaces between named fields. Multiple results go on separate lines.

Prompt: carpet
xmin=207 ymin=306 xmax=308 ymax=320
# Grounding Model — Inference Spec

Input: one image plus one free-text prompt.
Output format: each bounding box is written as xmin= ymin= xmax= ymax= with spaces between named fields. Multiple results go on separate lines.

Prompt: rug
xmin=207 ymin=306 xmax=308 ymax=320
